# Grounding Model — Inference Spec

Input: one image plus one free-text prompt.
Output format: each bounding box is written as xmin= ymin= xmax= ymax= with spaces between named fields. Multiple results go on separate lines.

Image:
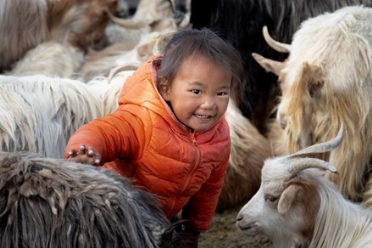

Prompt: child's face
xmin=160 ymin=55 xmax=231 ymax=132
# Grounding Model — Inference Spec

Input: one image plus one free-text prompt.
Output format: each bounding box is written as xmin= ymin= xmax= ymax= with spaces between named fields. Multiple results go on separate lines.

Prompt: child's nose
xmin=201 ymin=96 xmax=216 ymax=109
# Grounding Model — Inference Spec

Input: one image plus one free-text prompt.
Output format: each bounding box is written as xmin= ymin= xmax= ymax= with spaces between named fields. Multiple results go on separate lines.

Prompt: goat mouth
xmin=236 ymin=221 xmax=260 ymax=235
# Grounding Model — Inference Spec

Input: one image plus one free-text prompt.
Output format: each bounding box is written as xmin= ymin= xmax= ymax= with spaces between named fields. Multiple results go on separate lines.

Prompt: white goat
xmin=5 ymin=41 xmax=84 ymax=78
xmin=0 ymin=75 xmax=103 ymax=158
xmin=236 ymin=125 xmax=372 ymax=248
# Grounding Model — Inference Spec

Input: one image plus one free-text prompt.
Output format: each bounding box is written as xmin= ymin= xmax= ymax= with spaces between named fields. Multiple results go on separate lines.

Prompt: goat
xmin=81 ymin=27 xmax=175 ymax=82
xmin=237 ymin=125 xmax=372 ymax=248
xmin=80 ymin=0 xmax=190 ymax=82
xmin=0 ymin=75 xmax=103 ymax=158
xmin=0 ymin=151 xmax=174 ymax=247
xmin=189 ymin=0 xmax=372 ymax=134
xmin=252 ymin=5 xmax=372 ymax=205
xmin=107 ymin=0 xmax=190 ymax=30
xmin=0 ymin=0 xmax=119 ymax=72
xmin=5 ymin=41 xmax=84 ymax=78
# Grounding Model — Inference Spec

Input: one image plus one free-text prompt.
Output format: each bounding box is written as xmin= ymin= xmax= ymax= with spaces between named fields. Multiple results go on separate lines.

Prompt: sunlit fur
xmin=0 ymin=75 xmax=103 ymax=158
xmin=278 ymin=6 xmax=372 ymax=203
xmin=264 ymin=119 xmax=286 ymax=157
xmin=0 ymin=151 xmax=172 ymax=247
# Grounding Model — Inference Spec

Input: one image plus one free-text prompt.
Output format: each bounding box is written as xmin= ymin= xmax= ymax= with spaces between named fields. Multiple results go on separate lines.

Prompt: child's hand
xmin=67 ymin=144 xmax=101 ymax=166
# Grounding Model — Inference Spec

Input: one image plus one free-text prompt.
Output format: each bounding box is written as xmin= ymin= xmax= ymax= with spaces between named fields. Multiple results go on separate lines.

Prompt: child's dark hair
xmin=156 ymin=28 xmax=244 ymax=104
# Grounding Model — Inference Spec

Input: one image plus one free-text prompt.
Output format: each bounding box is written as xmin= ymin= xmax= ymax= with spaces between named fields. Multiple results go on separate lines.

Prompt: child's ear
xmin=158 ymin=80 xmax=170 ymax=101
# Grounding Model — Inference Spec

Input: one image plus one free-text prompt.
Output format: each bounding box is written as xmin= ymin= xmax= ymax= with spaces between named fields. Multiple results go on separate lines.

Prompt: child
xmin=64 ymin=28 xmax=244 ymax=246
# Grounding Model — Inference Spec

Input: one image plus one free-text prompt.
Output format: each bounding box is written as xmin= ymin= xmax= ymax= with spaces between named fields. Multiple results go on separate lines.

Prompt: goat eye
xmin=265 ymin=195 xmax=278 ymax=202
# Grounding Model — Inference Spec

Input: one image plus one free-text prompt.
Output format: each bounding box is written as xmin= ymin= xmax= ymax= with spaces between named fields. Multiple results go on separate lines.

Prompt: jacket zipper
xmin=180 ymin=131 xmax=201 ymax=193
xmin=169 ymin=131 xmax=201 ymax=215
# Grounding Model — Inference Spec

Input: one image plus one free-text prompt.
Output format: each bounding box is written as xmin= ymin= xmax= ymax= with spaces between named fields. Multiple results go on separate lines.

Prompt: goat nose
xmin=236 ymin=213 xmax=243 ymax=222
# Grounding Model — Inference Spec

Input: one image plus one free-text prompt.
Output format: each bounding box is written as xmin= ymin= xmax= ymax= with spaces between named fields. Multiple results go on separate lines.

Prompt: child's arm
xmin=64 ymin=109 xmax=144 ymax=165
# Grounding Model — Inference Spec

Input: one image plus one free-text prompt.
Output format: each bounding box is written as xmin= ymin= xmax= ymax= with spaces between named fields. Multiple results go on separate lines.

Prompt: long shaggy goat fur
xmin=0 ymin=75 xmax=103 ymax=158
xmin=310 ymin=176 xmax=372 ymax=248
xmin=0 ymin=151 xmax=172 ymax=248
xmin=189 ymin=0 xmax=372 ymax=134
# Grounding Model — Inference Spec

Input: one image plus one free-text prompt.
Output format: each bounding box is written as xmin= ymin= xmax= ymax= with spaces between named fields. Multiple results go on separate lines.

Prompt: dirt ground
xmin=199 ymin=204 xmax=273 ymax=248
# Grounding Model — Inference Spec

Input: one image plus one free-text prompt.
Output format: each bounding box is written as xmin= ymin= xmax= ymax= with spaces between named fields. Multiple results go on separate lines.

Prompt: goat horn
xmin=287 ymin=157 xmax=338 ymax=178
xmin=283 ymin=124 xmax=344 ymax=160
xmin=108 ymin=63 xmax=140 ymax=84
xmin=262 ymin=26 xmax=291 ymax=53
xmin=106 ymin=10 xmax=151 ymax=29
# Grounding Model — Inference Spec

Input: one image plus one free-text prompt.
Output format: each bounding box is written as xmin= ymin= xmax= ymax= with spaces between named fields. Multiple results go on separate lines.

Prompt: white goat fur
xmin=236 ymin=129 xmax=372 ymax=247
xmin=0 ymin=75 xmax=103 ymax=158
xmin=5 ymin=42 xmax=84 ymax=78
xmin=87 ymin=70 xmax=136 ymax=115
xmin=258 ymin=6 xmax=372 ymax=203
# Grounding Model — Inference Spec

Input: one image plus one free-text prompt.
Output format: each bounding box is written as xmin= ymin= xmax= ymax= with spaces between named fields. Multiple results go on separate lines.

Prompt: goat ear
xmin=278 ymin=184 xmax=301 ymax=214
xmin=252 ymin=53 xmax=283 ymax=76
xmin=301 ymin=62 xmax=325 ymax=98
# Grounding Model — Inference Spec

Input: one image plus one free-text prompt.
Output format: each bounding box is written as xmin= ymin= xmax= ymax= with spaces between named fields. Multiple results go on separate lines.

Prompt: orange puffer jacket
xmin=64 ymin=56 xmax=230 ymax=232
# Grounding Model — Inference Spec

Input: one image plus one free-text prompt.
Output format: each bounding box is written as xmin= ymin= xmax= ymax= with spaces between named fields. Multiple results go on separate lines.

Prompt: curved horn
xmin=287 ymin=157 xmax=338 ymax=178
xmin=262 ymin=26 xmax=291 ymax=53
xmin=283 ymin=124 xmax=344 ymax=160
xmin=108 ymin=63 xmax=140 ymax=84
xmin=106 ymin=10 xmax=151 ymax=29
xmin=252 ymin=52 xmax=283 ymax=76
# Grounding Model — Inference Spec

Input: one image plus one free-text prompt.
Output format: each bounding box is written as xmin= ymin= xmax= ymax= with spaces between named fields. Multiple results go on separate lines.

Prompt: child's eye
xmin=217 ymin=92 xmax=229 ymax=96
xmin=191 ymin=89 xmax=201 ymax=94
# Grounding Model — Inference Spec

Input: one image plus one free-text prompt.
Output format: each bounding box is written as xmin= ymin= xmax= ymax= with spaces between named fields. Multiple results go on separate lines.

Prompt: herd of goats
xmin=1 ymin=0 xmax=372 ymax=247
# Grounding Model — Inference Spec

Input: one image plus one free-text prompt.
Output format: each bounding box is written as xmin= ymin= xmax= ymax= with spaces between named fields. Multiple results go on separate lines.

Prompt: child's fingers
xmin=79 ymin=144 xmax=87 ymax=152
xmin=68 ymin=149 xmax=77 ymax=157
xmin=87 ymin=147 xmax=95 ymax=156
xmin=94 ymin=153 xmax=102 ymax=165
